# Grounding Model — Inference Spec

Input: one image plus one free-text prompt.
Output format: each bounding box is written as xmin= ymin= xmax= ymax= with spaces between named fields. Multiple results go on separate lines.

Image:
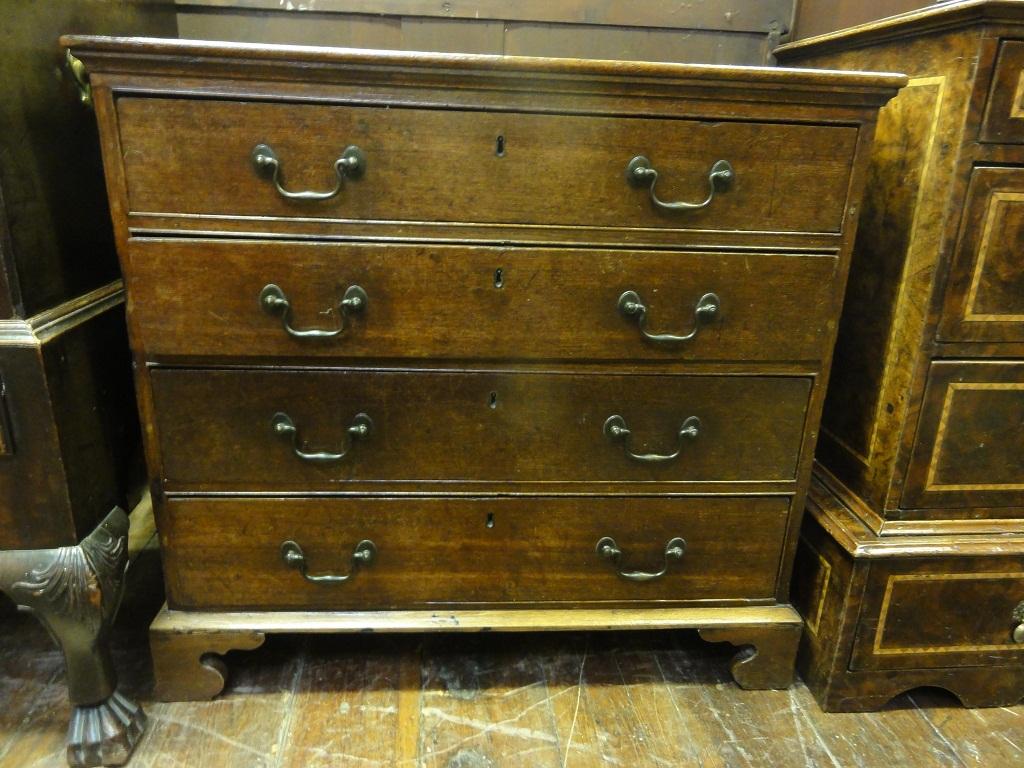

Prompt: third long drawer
xmin=149 ymin=367 xmax=812 ymax=492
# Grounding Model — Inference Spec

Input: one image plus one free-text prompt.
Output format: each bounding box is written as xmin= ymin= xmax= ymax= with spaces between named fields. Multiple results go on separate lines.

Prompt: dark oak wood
xmin=125 ymin=240 xmax=840 ymax=364
xmin=116 ymin=97 xmax=858 ymax=239
xmin=160 ymin=495 xmax=790 ymax=610
xmin=148 ymin=367 xmax=811 ymax=490
xmin=69 ymin=35 xmax=897 ymax=699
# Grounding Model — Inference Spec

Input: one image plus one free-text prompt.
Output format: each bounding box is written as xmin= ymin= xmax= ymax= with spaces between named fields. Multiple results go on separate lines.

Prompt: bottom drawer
xmin=161 ymin=496 xmax=790 ymax=610
xmin=851 ymin=560 xmax=1024 ymax=670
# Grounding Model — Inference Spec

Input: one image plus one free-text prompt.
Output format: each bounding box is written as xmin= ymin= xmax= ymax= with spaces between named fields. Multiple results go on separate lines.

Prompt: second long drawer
xmin=125 ymin=240 xmax=840 ymax=364
xmin=149 ymin=368 xmax=811 ymax=491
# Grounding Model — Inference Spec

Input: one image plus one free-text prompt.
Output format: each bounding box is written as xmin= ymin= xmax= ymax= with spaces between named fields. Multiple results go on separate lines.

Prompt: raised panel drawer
xmin=125 ymin=240 xmax=840 ymax=364
xmin=160 ymin=495 xmax=790 ymax=610
xmin=149 ymin=368 xmax=811 ymax=492
xmin=902 ymin=361 xmax=1024 ymax=511
xmin=116 ymin=97 xmax=857 ymax=239
xmin=981 ymin=40 xmax=1024 ymax=144
xmin=938 ymin=167 xmax=1024 ymax=342
xmin=851 ymin=560 xmax=1024 ymax=670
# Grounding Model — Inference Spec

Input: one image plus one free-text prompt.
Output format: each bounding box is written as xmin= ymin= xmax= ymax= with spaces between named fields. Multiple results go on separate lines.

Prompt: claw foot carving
xmin=67 ymin=690 xmax=147 ymax=768
xmin=0 ymin=508 xmax=146 ymax=767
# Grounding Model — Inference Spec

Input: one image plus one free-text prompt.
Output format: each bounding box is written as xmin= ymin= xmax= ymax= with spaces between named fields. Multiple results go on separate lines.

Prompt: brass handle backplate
xmin=596 ymin=536 xmax=686 ymax=581
xmin=627 ymin=156 xmax=733 ymax=211
xmin=604 ymin=414 xmax=700 ymax=464
xmin=281 ymin=539 xmax=376 ymax=583
xmin=272 ymin=411 xmax=372 ymax=463
xmin=251 ymin=142 xmax=365 ymax=201
xmin=1013 ymin=601 xmax=1024 ymax=644
xmin=260 ymin=283 xmax=367 ymax=339
xmin=618 ymin=290 xmax=720 ymax=344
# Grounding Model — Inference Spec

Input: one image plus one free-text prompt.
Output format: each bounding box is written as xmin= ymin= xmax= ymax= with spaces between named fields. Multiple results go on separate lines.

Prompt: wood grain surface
xmin=125 ymin=240 xmax=840 ymax=364
xmin=148 ymin=368 xmax=811 ymax=490
xmin=158 ymin=495 xmax=790 ymax=610
xmin=3 ymin=578 xmax=1023 ymax=768
xmin=116 ymin=97 xmax=858 ymax=237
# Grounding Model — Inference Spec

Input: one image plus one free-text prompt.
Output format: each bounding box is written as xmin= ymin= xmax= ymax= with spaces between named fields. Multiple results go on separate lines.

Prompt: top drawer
xmin=115 ymin=98 xmax=858 ymax=241
xmin=981 ymin=40 xmax=1024 ymax=144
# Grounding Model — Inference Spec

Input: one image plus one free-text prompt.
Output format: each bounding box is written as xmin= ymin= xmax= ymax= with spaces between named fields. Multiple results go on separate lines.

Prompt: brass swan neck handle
xmin=603 ymin=414 xmax=701 ymax=463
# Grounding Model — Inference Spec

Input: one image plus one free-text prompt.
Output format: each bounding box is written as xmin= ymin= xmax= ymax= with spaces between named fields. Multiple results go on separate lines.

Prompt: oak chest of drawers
xmin=64 ymin=35 xmax=902 ymax=700
xmin=776 ymin=0 xmax=1024 ymax=711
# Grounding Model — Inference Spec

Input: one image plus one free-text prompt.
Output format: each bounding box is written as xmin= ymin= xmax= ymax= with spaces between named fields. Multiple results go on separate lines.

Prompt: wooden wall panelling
xmin=794 ymin=0 xmax=933 ymax=41
xmin=175 ymin=0 xmax=795 ymax=65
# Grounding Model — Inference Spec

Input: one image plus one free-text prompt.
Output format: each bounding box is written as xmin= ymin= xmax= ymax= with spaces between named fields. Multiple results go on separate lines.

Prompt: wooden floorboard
xmin=1 ymin=554 xmax=1023 ymax=768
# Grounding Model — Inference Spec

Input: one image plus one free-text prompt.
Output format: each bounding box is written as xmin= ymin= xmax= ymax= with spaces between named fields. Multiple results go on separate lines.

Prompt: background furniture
xmin=0 ymin=2 xmax=175 ymax=766
xmin=67 ymin=34 xmax=899 ymax=702
xmin=776 ymin=0 xmax=1024 ymax=711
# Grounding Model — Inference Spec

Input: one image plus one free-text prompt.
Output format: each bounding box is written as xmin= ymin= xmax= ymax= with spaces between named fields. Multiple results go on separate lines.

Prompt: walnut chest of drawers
xmin=776 ymin=0 xmax=1024 ymax=711
xmin=64 ymin=35 xmax=902 ymax=701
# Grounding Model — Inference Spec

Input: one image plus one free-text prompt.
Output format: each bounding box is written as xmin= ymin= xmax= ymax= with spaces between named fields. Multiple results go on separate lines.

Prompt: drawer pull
xmin=618 ymin=290 xmax=720 ymax=344
xmin=251 ymin=142 xmax=365 ymax=201
xmin=603 ymin=414 xmax=700 ymax=463
xmin=260 ymin=283 xmax=367 ymax=339
xmin=271 ymin=411 xmax=372 ymax=463
xmin=626 ymin=156 xmax=733 ymax=212
xmin=281 ymin=539 xmax=376 ymax=583
xmin=596 ymin=536 xmax=686 ymax=582
xmin=1013 ymin=602 xmax=1024 ymax=644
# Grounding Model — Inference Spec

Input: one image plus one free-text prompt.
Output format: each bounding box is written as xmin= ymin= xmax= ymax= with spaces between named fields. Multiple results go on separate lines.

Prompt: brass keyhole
xmin=489 ymin=391 xmax=498 ymax=409
xmin=494 ymin=268 xmax=504 ymax=288
xmin=486 ymin=512 xmax=495 ymax=529
xmin=495 ymin=134 xmax=506 ymax=157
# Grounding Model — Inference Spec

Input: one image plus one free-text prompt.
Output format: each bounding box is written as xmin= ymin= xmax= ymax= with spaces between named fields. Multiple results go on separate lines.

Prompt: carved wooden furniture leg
xmin=699 ymin=622 xmax=802 ymax=689
xmin=0 ymin=508 xmax=145 ymax=768
xmin=150 ymin=609 xmax=265 ymax=701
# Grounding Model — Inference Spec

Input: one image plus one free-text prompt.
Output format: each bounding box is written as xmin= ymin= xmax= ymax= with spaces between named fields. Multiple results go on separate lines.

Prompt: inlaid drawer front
xmin=981 ymin=40 xmax=1024 ymax=144
xmin=126 ymin=240 xmax=840 ymax=364
xmin=160 ymin=495 xmax=790 ymax=610
xmin=149 ymin=368 xmax=811 ymax=491
xmin=938 ymin=167 xmax=1024 ymax=342
xmin=851 ymin=561 xmax=1024 ymax=670
xmin=902 ymin=361 xmax=1024 ymax=511
xmin=116 ymin=97 xmax=857 ymax=239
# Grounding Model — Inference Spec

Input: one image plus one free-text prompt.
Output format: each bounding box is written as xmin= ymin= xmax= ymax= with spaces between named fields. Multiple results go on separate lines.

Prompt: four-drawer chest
xmin=64 ymin=35 xmax=902 ymax=700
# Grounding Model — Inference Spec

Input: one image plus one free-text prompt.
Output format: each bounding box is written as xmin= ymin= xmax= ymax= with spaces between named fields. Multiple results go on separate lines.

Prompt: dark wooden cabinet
xmin=66 ymin=34 xmax=900 ymax=703
xmin=776 ymin=0 xmax=1024 ymax=712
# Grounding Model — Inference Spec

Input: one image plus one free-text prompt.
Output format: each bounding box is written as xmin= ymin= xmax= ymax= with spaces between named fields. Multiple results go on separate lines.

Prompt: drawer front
xmin=981 ymin=40 xmax=1024 ymax=144
xmin=938 ymin=167 xmax=1024 ymax=342
xmin=116 ymin=98 xmax=857 ymax=238
xmin=126 ymin=240 xmax=840 ymax=364
xmin=851 ymin=559 xmax=1024 ymax=670
xmin=149 ymin=368 xmax=811 ymax=491
xmin=160 ymin=495 xmax=790 ymax=610
xmin=902 ymin=361 xmax=1024 ymax=511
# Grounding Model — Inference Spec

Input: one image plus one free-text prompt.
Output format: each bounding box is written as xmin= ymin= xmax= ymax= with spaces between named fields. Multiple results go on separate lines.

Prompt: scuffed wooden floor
xmin=2 ymin=549 xmax=1023 ymax=767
